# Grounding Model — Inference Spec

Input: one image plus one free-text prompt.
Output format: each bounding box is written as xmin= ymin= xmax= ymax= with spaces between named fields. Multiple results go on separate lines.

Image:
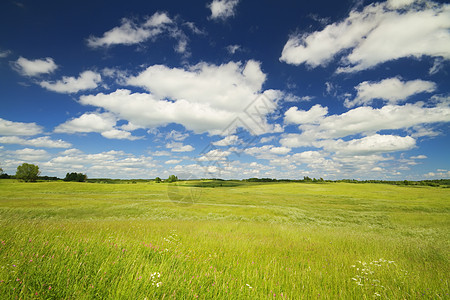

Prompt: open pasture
xmin=0 ymin=180 xmax=448 ymax=299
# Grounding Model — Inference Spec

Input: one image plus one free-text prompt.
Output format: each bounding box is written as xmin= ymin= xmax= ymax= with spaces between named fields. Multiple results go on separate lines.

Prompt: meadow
xmin=0 ymin=179 xmax=448 ymax=299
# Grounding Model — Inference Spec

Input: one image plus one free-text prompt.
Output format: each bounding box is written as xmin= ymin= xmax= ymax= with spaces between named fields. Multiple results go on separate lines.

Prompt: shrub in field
xmin=167 ymin=175 xmax=178 ymax=183
xmin=15 ymin=163 xmax=40 ymax=182
xmin=64 ymin=172 xmax=87 ymax=182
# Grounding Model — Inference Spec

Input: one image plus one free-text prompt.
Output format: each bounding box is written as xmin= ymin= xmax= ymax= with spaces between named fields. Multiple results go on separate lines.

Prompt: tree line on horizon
xmin=0 ymin=163 xmax=448 ymax=187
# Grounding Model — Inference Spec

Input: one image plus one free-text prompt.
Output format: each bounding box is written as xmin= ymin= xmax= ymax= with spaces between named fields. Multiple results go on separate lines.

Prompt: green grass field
xmin=0 ymin=179 xmax=448 ymax=299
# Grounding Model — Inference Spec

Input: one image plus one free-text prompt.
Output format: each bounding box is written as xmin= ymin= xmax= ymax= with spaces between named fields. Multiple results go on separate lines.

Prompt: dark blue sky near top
xmin=0 ymin=0 xmax=449 ymax=179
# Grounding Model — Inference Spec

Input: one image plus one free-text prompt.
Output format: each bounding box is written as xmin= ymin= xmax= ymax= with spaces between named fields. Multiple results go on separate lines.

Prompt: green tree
xmin=16 ymin=163 xmax=40 ymax=182
xmin=167 ymin=175 xmax=178 ymax=183
xmin=154 ymin=177 xmax=161 ymax=183
xmin=64 ymin=172 xmax=87 ymax=182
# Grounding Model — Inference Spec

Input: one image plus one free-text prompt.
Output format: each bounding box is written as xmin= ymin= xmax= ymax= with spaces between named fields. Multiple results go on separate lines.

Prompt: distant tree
xmin=64 ymin=172 xmax=87 ymax=182
xmin=167 ymin=175 xmax=178 ymax=183
xmin=0 ymin=167 xmax=9 ymax=179
xmin=154 ymin=177 xmax=161 ymax=183
xmin=303 ymin=176 xmax=312 ymax=181
xmin=16 ymin=163 xmax=40 ymax=182
xmin=39 ymin=176 xmax=59 ymax=181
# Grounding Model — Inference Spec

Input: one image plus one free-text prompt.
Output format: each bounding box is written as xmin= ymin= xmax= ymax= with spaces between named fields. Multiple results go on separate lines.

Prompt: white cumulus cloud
xmin=284 ymin=104 xmax=328 ymax=125
xmin=79 ymin=60 xmax=280 ymax=136
xmin=87 ymin=17 xmax=161 ymax=48
xmin=86 ymin=12 xmax=190 ymax=55
xmin=101 ymin=129 xmax=142 ymax=141
xmin=387 ymin=0 xmax=417 ymax=9
xmin=14 ymin=148 xmax=50 ymax=161
xmin=318 ymin=134 xmax=416 ymax=156
xmin=197 ymin=149 xmax=231 ymax=161
xmin=166 ymin=142 xmax=194 ymax=152
xmin=208 ymin=0 xmax=239 ymax=20
xmin=410 ymin=155 xmax=427 ymax=159
xmin=54 ymin=112 xmax=117 ymax=134
xmin=54 ymin=112 xmax=142 ymax=141
xmin=0 ymin=136 xmax=71 ymax=148
xmin=213 ymin=135 xmax=240 ymax=146
xmin=165 ymin=159 xmax=182 ymax=164
xmin=12 ymin=56 xmax=58 ymax=77
xmin=281 ymin=102 xmax=450 ymax=149
xmin=280 ymin=1 xmax=450 ymax=72
xmin=245 ymin=145 xmax=291 ymax=159
xmin=40 ymin=71 xmax=102 ymax=93
xmin=0 ymin=118 xmax=43 ymax=136
xmin=344 ymin=77 xmax=436 ymax=108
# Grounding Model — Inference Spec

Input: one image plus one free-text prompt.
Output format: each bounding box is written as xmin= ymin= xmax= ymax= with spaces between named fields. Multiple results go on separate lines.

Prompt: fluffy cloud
xmin=284 ymin=104 xmax=328 ymax=125
xmin=0 ymin=118 xmax=43 ymax=136
xmin=281 ymin=102 xmax=450 ymax=148
xmin=79 ymin=60 xmax=280 ymax=135
xmin=318 ymin=134 xmax=416 ymax=156
xmin=344 ymin=77 xmax=436 ymax=108
xmin=86 ymin=12 xmax=190 ymax=55
xmin=101 ymin=129 xmax=142 ymax=141
xmin=54 ymin=112 xmax=116 ymax=134
xmin=127 ymin=60 xmax=265 ymax=101
xmin=166 ymin=130 xmax=189 ymax=142
xmin=0 ymin=50 xmax=11 ymax=58
xmin=166 ymin=142 xmax=194 ymax=152
xmin=387 ymin=0 xmax=416 ymax=9
xmin=244 ymin=145 xmax=291 ymax=160
xmin=12 ymin=56 xmax=58 ymax=76
xmin=213 ymin=135 xmax=240 ymax=146
xmin=226 ymin=45 xmax=241 ymax=54
xmin=87 ymin=14 xmax=168 ymax=47
xmin=208 ymin=0 xmax=239 ymax=20
xmin=425 ymin=169 xmax=450 ymax=178
xmin=144 ymin=11 xmax=173 ymax=27
xmin=280 ymin=1 xmax=450 ymax=72
xmin=40 ymin=71 xmax=101 ymax=93
xmin=0 ymin=136 xmax=71 ymax=148
xmin=54 ymin=112 xmax=141 ymax=140
xmin=165 ymin=159 xmax=182 ymax=164
xmin=14 ymin=148 xmax=50 ymax=161
xmin=197 ymin=149 xmax=231 ymax=161
xmin=269 ymin=146 xmax=291 ymax=155
xmin=259 ymin=136 xmax=276 ymax=144
xmin=410 ymin=155 xmax=427 ymax=159
xmin=152 ymin=151 xmax=171 ymax=156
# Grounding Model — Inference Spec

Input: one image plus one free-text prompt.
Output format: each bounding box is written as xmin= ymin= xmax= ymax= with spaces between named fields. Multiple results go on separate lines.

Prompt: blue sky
xmin=0 ymin=0 xmax=449 ymax=180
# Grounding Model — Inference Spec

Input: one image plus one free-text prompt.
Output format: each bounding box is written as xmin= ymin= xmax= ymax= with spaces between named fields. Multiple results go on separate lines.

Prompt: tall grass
xmin=0 ymin=180 xmax=448 ymax=299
